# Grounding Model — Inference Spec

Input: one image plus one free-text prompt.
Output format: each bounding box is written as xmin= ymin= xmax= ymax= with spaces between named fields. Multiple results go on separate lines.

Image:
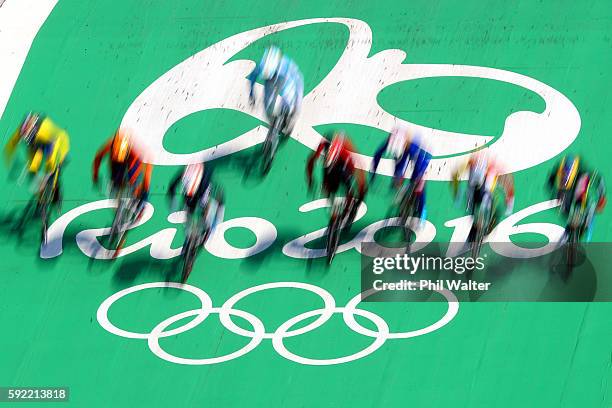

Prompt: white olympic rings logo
xmin=97 ymin=281 xmax=459 ymax=366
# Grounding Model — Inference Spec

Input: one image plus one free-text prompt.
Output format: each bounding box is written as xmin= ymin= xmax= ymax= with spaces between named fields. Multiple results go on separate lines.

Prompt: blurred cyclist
xmin=371 ymin=125 xmax=432 ymax=227
xmin=92 ymin=129 xmax=151 ymax=214
xmin=547 ymin=155 xmax=582 ymax=215
xmin=248 ymin=46 xmax=304 ymax=135
xmin=452 ymin=152 xmax=515 ymax=238
xmin=570 ymin=171 xmax=606 ymax=241
xmin=4 ymin=112 xmax=70 ymax=208
xmin=553 ymin=159 xmax=606 ymax=242
xmin=306 ymin=131 xmax=366 ymax=224
xmin=167 ymin=162 xmax=224 ymax=245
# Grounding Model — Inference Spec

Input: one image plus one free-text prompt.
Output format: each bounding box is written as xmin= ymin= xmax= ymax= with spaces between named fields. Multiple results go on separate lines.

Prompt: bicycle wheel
xmin=40 ymin=205 xmax=49 ymax=245
xmin=181 ymin=238 xmax=196 ymax=282
xmin=326 ymin=214 xmax=341 ymax=265
xmin=108 ymin=197 xmax=128 ymax=253
xmin=261 ymin=116 xmax=280 ymax=174
xmin=398 ymin=187 xmax=416 ymax=246
xmin=471 ymin=200 xmax=490 ymax=259
xmin=181 ymin=244 xmax=195 ymax=283
xmin=38 ymin=174 xmax=55 ymax=245
xmin=565 ymin=223 xmax=580 ymax=269
xmin=471 ymin=224 xmax=484 ymax=259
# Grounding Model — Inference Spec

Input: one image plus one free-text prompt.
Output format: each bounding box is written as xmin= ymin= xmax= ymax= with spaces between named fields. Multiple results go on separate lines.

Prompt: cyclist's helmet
xmin=111 ymin=129 xmax=131 ymax=163
xmin=325 ymin=131 xmax=347 ymax=168
xmin=260 ymin=46 xmax=282 ymax=81
xmin=181 ymin=163 xmax=204 ymax=197
xmin=20 ymin=112 xmax=42 ymax=145
xmin=557 ymin=155 xmax=580 ymax=190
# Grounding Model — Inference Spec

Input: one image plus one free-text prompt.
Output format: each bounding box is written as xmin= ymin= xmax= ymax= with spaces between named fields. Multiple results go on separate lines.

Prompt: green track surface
xmin=1 ymin=1 xmax=611 ymax=407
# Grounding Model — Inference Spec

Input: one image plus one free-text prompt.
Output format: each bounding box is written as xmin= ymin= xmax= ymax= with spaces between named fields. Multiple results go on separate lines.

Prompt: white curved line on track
xmin=0 ymin=0 xmax=58 ymax=119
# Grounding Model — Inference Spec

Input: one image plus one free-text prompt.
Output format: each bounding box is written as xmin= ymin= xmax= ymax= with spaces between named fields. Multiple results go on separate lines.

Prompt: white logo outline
xmin=97 ymin=281 xmax=459 ymax=366
xmin=122 ymin=17 xmax=581 ymax=180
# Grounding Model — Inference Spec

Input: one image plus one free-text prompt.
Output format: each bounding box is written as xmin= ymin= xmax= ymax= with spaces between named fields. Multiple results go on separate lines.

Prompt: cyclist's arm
xmin=499 ymin=173 xmax=515 ymax=213
xmin=355 ymin=167 xmax=366 ymax=199
xmin=141 ymin=163 xmax=152 ymax=193
xmin=167 ymin=170 xmax=182 ymax=199
xmin=396 ymin=148 xmax=412 ymax=177
xmin=92 ymin=139 xmax=112 ymax=183
xmin=58 ymin=130 xmax=70 ymax=162
xmin=247 ymin=62 xmax=262 ymax=98
xmin=213 ymin=188 xmax=225 ymax=210
xmin=128 ymin=156 xmax=152 ymax=196
xmin=596 ymin=175 xmax=606 ymax=211
xmin=547 ymin=162 xmax=559 ymax=190
xmin=451 ymin=160 xmax=468 ymax=197
xmin=4 ymin=128 xmax=22 ymax=163
xmin=202 ymin=166 xmax=212 ymax=190
xmin=306 ymin=141 xmax=327 ymax=188
xmin=29 ymin=148 xmax=43 ymax=173
xmin=339 ymin=139 xmax=365 ymax=196
xmin=46 ymin=130 xmax=70 ymax=172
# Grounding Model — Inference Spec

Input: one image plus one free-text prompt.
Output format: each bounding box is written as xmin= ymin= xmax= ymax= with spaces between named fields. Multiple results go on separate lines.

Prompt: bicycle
xmin=179 ymin=194 xmax=222 ymax=281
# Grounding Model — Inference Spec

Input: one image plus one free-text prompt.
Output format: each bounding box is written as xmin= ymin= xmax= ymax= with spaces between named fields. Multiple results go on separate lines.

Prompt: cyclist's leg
xmin=280 ymin=98 xmax=295 ymax=135
xmin=263 ymin=80 xmax=276 ymax=114
xmin=342 ymin=169 xmax=361 ymax=225
xmin=487 ymin=192 xmax=501 ymax=235
xmin=133 ymin=185 xmax=147 ymax=217
xmin=472 ymin=184 xmax=484 ymax=217
xmin=393 ymin=155 xmax=409 ymax=189
xmin=394 ymin=161 xmax=414 ymax=206
xmin=322 ymin=169 xmax=341 ymax=217
xmin=52 ymin=168 xmax=62 ymax=208
xmin=584 ymin=203 xmax=596 ymax=242
xmin=414 ymin=179 xmax=427 ymax=226
xmin=481 ymin=190 xmax=494 ymax=230
xmin=110 ymin=161 xmax=127 ymax=197
xmin=182 ymin=198 xmax=197 ymax=253
xmin=560 ymin=188 xmax=573 ymax=215
xmin=467 ymin=181 xmax=477 ymax=213
xmin=468 ymin=189 xmax=486 ymax=243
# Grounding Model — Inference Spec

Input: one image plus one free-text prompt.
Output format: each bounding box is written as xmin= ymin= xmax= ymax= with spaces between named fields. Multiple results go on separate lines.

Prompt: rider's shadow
xmin=208 ymin=133 xmax=292 ymax=185
xmin=0 ymin=202 xmax=43 ymax=251
xmin=542 ymin=248 xmax=597 ymax=301
xmin=207 ymin=149 xmax=262 ymax=185
xmin=548 ymin=244 xmax=588 ymax=282
xmin=112 ymin=254 xmax=176 ymax=289
xmin=239 ymin=227 xmax=304 ymax=273
xmin=463 ymin=246 xmax=597 ymax=302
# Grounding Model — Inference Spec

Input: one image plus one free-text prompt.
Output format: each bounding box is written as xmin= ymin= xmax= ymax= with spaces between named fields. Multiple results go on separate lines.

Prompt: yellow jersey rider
xmin=4 ymin=112 xmax=70 ymax=205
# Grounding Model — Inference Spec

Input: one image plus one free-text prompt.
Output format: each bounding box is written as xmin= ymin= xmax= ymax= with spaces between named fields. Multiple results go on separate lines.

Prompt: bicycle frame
xmin=107 ymin=182 xmax=141 ymax=256
xmin=179 ymin=197 xmax=221 ymax=281
xmin=38 ymin=167 xmax=60 ymax=244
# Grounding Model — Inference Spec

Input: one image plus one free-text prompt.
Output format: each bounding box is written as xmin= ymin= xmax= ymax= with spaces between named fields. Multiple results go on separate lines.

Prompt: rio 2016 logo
xmin=122 ymin=17 xmax=580 ymax=180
